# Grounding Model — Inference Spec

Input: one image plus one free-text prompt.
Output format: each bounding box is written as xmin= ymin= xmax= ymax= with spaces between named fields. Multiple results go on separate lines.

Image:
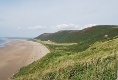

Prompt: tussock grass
xmin=12 ymin=38 xmax=118 ymax=80
xmin=12 ymin=26 xmax=118 ymax=80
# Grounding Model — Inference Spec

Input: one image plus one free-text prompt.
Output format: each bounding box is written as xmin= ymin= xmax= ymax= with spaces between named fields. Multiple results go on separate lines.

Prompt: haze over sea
xmin=0 ymin=38 xmax=10 ymax=47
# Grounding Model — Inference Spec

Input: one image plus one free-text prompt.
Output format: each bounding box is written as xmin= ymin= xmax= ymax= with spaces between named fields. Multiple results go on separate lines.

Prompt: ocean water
xmin=0 ymin=38 xmax=9 ymax=47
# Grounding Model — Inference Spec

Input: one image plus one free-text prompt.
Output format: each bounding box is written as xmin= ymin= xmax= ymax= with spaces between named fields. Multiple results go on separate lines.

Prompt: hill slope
xmin=36 ymin=25 xmax=118 ymax=52
xmin=35 ymin=25 xmax=118 ymax=43
xmin=12 ymin=25 xmax=118 ymax=80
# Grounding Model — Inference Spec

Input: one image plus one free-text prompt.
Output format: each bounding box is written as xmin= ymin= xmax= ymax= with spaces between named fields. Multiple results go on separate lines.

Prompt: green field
xmin=11 ymin=25 xmax=118 ymax=80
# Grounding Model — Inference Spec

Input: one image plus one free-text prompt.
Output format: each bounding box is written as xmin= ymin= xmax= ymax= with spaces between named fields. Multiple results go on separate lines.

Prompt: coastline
xmin=0 ymin=39 xmax=49 ymax=80
xmin=0 ymin=38 xmax=11 ymax=47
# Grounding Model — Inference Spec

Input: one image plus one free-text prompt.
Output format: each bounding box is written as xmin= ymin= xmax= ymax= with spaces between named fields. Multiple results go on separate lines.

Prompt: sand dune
xmin=0 ymin=40 xmax=49 ymax=80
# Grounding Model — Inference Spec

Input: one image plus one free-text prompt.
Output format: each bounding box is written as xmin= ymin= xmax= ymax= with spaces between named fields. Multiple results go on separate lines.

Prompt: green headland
xmin=12 ymin=25 xmax=118 ymax=80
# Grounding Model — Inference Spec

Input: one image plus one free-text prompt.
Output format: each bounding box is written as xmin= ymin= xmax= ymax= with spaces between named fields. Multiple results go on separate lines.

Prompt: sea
xmin=0 ymin=38 xmax=10 ymax=47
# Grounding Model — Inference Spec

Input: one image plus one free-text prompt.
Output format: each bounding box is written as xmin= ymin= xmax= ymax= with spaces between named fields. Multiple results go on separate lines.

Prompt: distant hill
xmin=35 ymin=25 xmax=118 ymax=52
xmin=35 ymin=25 xmax=118 ymax=43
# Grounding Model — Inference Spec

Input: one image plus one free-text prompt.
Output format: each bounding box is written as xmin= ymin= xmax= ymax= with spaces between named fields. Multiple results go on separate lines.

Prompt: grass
xmin=11 ymin=26 xmax=118 ymax=80
xmin=35 ymin=25 xmax=118 ymax=43
xmin=11 ymin=38 xmax=118 ymax=80
xmin=35 ymin=25 xmax=118 ymax=53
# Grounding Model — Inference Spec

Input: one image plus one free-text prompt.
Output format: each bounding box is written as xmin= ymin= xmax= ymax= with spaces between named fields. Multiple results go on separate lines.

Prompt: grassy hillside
xmin=36 ymin=25 xmax=118 ymax=52
xmin=35 ymin=25 xmax=118 ymax=43
xmin=11 ymin=25 xmax=118 ymax=80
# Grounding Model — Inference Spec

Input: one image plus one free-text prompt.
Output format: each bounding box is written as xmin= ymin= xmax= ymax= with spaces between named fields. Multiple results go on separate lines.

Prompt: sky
xmin=0 ymin=0 xmax=118 ymax=37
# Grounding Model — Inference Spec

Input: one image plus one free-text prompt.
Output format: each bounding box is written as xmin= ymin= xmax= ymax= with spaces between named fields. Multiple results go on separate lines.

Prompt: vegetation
xmin=35 ymin=25 xmax=118 ymax=43
xmin=11 ymin=25 xmax=118 ymax=80
xmin=35 ymin=25 xmax=118 ymax=52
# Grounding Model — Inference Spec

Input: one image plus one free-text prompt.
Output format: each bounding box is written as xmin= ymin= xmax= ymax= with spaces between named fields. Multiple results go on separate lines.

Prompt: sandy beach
xmin=0 ymin=40 xmax=49 ymax=80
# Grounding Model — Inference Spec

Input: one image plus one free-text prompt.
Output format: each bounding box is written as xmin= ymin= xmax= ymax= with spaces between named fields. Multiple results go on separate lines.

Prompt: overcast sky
xmin=0 ymin=0 xmax=118 ymax=37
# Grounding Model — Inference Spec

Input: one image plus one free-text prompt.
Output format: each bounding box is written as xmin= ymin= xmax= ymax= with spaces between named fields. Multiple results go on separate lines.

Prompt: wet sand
xmin=0 ymin=40 xmax=49 ymax=80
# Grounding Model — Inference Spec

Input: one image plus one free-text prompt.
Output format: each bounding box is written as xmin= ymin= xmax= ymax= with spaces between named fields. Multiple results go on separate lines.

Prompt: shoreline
xmin=0 ymin=39 xmax=49 ymax=80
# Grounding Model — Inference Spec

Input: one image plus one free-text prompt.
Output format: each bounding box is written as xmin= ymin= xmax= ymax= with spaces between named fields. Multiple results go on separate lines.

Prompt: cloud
xmin=52 ymin=24 xmax=98 ymax=31
xmin=83 ymin=24 xmax=97 ymax=28
xmin=17 ymin=26 xmax=46 ymax=30
xmin=51 ymin=24 xmax=80 ymax=30
xmin=17 ymin=24 xmax=98 ymax=32
xmin=75 ymin=24 xmax=97 ymax=30
xmin=27 ymin=26 xmax=46 ymax=30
